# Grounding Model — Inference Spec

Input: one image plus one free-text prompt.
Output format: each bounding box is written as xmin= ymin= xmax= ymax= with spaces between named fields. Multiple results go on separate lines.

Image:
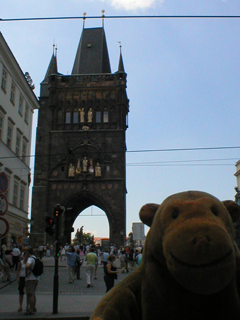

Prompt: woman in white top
xmin=17 ymin=252 xmax=28 ymax=312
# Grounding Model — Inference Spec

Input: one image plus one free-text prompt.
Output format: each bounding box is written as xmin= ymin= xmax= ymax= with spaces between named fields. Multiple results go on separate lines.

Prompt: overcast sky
xmin=1 ymin=0 xmax=240 ymax=238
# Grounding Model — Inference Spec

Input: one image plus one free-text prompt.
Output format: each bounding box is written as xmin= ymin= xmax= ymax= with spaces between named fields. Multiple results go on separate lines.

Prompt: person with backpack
xmin=17 ymin=251 xmax=28 ymax=312
xmin=25 ymin=248 xmax=40 ymax=315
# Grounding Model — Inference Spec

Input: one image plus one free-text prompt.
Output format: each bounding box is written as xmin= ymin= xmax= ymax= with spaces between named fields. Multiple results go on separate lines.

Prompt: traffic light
xmin=53 ymin=204 xmax=65 ymax=218
xmin=45 ymin=216 xmax=55 ymax=236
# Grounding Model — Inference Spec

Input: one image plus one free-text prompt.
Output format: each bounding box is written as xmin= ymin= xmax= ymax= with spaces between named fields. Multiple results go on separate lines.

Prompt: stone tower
xmin=30 ymin=27 xmax=129 ymax=248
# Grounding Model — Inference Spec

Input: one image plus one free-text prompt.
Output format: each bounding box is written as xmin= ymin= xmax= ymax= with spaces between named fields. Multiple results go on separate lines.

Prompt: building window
xmin=73 ymin=111 xmax=78 ymax=124
xmin=0 ymin=113 xmax=3 ymax=140
xmin=1 ymin=67 xmax=7 ymax=92
xmin=20 ymin=186 xmax=25 ymax=210
xmin=18 ymin=94 xmax=24 ymax=116
xmin=16 ymin=133 xmax=21 ymax=157
xmin=103 ymin=111 xmax=109 ymax=123
xmin=22 ymin=139 xmax=27 ymax=164
xmin=24 ymin=104 xmax=29 ymax=124
xmin=65 ymin=111 xmax=71 ymax=124
xmin=13 ymin=181 xmax=19 ymax=207
xmin=4 ymin=174 xmax=10 ymax=200
xmin=10 ymin=81 xmax=16 ymax=105
xmin=7 ymin=122 xmax=13 ymax=149
xmin=96 ymin=111 xmax=101 ymax=123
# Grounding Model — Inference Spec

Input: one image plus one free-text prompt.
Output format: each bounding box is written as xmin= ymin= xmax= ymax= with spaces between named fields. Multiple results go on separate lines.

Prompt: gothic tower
xmin=30 ymin=27 xmax=129 ymax=248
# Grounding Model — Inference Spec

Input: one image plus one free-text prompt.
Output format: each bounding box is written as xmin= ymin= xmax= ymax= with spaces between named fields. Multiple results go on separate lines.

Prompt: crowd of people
xmin=0 ymin=242 xmax=143 ymax=315
xmin=0 ymin=245 xmax=40 ymax=315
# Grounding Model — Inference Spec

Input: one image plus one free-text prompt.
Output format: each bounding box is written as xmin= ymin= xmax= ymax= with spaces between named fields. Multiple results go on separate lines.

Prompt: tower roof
xmin=72 ymin=27 xmax=111 ymax=75
xmin=43 ymin=50 xmax=58 ymax=82
xmin=118 ymin=49 xmax=125 ymax=74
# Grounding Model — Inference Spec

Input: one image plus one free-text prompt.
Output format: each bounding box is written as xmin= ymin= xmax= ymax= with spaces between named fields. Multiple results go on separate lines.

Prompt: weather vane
xmin=118 ymin=41 xmax=122 ymax=52
xmin=83 ymin=12 xmax=87 ymax=28
xmin=102 ymin=10 xmax=105 ymax=28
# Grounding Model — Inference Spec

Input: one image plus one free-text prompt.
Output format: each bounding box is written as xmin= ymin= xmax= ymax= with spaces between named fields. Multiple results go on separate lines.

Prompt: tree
xmin=73 ymin=228 xmax=94 ymax=245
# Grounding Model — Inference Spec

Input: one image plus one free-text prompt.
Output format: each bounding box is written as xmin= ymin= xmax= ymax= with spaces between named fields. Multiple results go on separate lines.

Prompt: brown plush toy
xmin=91 ymin=191 xmax=240 ymax=320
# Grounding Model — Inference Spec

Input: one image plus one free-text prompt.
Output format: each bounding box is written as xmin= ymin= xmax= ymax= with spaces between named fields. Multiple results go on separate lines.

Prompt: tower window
xmin=65 ymin=111 xmax=71 ymax=124
xmin=96 ymin=111 xmax=101 ymax=123
xmin=103 ymin=111 xmax=109 ymax=123
xmin=73 ymin=111 xmax=78 ymax=124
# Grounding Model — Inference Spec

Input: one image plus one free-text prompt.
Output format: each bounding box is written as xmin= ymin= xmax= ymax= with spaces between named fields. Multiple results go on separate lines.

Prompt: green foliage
xmin=74 ymin=231 xmax=94 ymax=245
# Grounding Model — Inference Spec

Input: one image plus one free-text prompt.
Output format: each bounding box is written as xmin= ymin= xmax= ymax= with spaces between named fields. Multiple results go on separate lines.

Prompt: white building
xmin=0 ymin=32 xmax=39 ymax=249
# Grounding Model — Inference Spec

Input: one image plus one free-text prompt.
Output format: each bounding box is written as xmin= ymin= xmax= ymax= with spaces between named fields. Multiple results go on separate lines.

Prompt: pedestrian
xmin=104 ymin=254 xmax=119 ymax=292
xmin=119 ymin=250 xmax=127 ymax=273
xmin=66 ymin=246 xmax=79 ymax=283
xmin=12 ymin=246 xmax=21 ymax=271
xmin=136 ymin=248 xmax=143 ymax=266
xmin=1 ymin=251 xmax=12 ymax=282
xmin=85 ymin=247 xmax=98 ymax=288
xmin=101 ymin=249 xmax=109 ymax=274
xmin=128 ymin=248 xmax=135 ymax=272
xmin=61 ymin=246 xmax=66 ymax=260
xmin=79 ymin=245 xmax=85 ymax=261
xmin=25 ymin=248 xmax=39 ymax=315
xmin=38 ymin=245 xmax=44 ymax=260
xmin=75 ymin=249 xmax=82 ymax=280
xmin=17 ymin=251 xmax=28 ymax=312
xmin=94 ymin=248 xmax=98 ymax=279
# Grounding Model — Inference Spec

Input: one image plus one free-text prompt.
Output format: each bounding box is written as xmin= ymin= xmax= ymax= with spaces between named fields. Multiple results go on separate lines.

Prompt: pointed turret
xmin=118 ymin=48 xmax=125 ymax=74
xmin=72 ymin=27 xmax=111 ymax=75
xmin=43 ymin=48 xmax=58 ymax=82
xmin=40 ymin=46 xmax=58 ymax=97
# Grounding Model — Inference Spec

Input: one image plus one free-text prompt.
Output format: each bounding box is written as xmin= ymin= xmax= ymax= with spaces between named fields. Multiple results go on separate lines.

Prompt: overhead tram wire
xmin=1 ymin=15 xmax=240 ymax=22
xmin=0 ymin=146 xmax=240 ymax=161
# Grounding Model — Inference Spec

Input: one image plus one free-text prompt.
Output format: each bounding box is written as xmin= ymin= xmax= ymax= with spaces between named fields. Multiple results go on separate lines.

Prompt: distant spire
xmin=118 ymin=42 xmax=125 ymax=73
xmin=42 ymin=45 xmax=58 ymax=82
xmin=102 ymin=10 xmax=105 ymax=28
xmin=83 ymin=12 xmax=86 ymax=28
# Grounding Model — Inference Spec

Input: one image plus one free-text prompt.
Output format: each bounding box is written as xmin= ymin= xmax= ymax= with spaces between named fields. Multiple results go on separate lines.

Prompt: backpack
xmin=32 ymin=257 xmax=44 ymax=276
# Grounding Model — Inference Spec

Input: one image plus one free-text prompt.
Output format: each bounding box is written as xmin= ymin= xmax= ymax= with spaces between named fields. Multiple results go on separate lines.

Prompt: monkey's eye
xmin=211 ymin=207 xmax=218 ymax=216
xmin=172 ymin=209 xmax=179 ymax=219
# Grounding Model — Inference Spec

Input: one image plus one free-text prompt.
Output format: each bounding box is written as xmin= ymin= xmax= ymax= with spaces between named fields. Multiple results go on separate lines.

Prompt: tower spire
xmin=83 ymin=12 xmax=86 ymax=29
xmin=102 ymin=10 xmax=105 ymax=28
xmin=118 ymin=42 xmax=125 ymax=74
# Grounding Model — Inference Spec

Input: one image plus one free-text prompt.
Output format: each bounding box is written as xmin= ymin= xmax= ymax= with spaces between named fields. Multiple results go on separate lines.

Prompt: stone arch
xmin=61 ymin=191 xmax=115 ymax=244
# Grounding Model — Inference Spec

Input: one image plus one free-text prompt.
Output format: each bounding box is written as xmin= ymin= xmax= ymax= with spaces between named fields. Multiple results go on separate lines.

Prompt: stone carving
xmin=68 ymin=163 xmax=75 ymax=178
xmin=80 ymin=108 xmax=85 ymax=123
xmin=95 ymin=162 xmax=102 ymax=177
xmin=83 ymin=157 xmax=88 ymax=172
xmin=76 ymin=159 xmax=81 ymax=175
xmin=88 ymin=108 xmax=93 ymax=123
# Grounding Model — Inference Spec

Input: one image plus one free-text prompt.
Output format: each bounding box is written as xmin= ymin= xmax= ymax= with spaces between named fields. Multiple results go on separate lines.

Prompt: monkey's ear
xmin=139 ymin=203 xmax=160 ymax=227
xmin=222 ymin=200 xmax=240 ymax=223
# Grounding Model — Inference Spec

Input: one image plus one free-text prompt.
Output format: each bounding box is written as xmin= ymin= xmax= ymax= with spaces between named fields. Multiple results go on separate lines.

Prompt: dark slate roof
xmin=118 ymin=51 xmax=125 ymax=73
xmin=43 ymin=53 xmax=58 ymax=82
xmin=72 ymin=27 xmax=111 ymax=75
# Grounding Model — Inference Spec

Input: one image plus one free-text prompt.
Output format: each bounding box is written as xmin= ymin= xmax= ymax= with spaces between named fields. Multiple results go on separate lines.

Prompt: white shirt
xmin=25 ymin=256 xmax=39 ymax=281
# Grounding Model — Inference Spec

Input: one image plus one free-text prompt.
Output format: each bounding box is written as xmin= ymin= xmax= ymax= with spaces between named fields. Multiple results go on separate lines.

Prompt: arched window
xmin=96 ymin=111 xmax=101 ymax=123
xmin=65 ymin=110 xmax=71 ymax=124
xmin=73 ymin=108 xmax=79 ymax=124
xmin=103 ymin=109 xmax=109 ymax=123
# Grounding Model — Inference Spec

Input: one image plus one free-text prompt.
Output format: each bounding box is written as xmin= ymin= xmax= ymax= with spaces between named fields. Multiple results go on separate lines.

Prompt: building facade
xmin=234 ymin=160 xmax=240 ymax=248
xmin=0 ymin=33 xmax=39 ymax=249
xmin=31 ymin=27 xmax=129 ymax=248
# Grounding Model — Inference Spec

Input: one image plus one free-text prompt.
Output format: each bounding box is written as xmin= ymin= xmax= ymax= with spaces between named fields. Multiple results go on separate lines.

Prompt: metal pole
xmin=53 ymin=216 xmax=59 ymax=314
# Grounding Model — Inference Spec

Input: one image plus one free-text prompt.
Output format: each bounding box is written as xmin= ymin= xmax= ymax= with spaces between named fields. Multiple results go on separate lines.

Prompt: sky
xmin=1 ymin=0 xmax=240 ymax=239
